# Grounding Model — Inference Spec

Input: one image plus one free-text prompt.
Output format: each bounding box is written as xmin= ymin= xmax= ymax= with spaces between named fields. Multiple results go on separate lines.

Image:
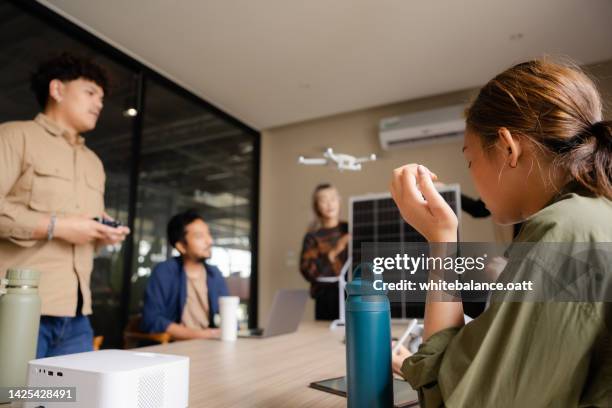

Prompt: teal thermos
xmin=345 ymin=273 xmax=393 ymax=407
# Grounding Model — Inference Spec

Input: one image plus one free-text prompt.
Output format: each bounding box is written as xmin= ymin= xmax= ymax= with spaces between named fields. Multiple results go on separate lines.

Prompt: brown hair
xmin=465 ymin=59 xmax=612 ymax=199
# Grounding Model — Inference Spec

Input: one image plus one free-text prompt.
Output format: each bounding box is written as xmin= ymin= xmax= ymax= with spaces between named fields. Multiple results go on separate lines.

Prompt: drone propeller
xmin=354 ymin=153 xmax=377 ymax=164
xmin=298 ymin=156 xmax=328 ymax=165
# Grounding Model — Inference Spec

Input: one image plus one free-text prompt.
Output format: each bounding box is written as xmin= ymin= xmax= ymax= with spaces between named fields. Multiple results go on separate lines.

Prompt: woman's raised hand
xmin=390 ymin=164 xmax=458 ymax=243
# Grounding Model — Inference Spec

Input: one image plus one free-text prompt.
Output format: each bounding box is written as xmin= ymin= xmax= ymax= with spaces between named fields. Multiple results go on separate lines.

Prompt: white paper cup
xmin=219 ymin=296 xmax=240 ymax=341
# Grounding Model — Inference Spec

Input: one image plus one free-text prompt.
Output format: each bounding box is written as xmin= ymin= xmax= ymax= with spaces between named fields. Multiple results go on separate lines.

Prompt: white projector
xmin=25 ymin=349 xmax=189 ymax=408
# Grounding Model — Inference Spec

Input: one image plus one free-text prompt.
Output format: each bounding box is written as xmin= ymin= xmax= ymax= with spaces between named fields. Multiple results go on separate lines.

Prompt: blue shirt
xmin=141 ymin=257 xmax=229 ymax=333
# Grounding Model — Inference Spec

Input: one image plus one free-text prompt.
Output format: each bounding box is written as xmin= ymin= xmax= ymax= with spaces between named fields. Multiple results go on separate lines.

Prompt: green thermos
xmin=0 ymin=268 xmax=41 ymax=404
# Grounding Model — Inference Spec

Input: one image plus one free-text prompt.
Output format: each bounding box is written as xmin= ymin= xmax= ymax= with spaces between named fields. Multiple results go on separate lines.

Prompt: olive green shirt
xmin=401 ymin=192 xmax=612 ymax=407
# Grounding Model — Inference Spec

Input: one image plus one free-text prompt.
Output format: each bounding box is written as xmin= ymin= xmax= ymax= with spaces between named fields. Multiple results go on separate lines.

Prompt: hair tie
xmin=568 ymin=121 xmax=609 ymax=148
xmin=587 ymin=121 xmax=610 ymax=141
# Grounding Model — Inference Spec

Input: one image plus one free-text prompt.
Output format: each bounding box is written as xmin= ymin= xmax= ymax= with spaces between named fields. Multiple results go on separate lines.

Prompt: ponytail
xmin=561 ymin=121 xmax=612 ymax=199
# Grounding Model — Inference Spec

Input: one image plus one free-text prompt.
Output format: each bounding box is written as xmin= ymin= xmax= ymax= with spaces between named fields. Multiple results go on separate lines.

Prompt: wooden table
xmin=141 ymin=322 xmax=350 ymax=407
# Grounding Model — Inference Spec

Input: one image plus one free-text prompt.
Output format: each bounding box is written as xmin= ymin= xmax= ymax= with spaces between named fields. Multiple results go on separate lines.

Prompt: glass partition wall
xmin=130 ymin=80 xmax=256 ymax=328
xmin=0 ymin=1 xmax=259 ymax=347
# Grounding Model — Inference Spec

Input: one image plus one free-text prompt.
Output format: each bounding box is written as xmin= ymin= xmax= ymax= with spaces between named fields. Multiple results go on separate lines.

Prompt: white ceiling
xmin=39 ymin=0 xmax=612 ymax=130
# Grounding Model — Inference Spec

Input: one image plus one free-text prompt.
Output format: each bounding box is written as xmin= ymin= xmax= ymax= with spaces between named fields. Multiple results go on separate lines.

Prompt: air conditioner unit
xmin=379 ymin=105 xmax=466 ymax=150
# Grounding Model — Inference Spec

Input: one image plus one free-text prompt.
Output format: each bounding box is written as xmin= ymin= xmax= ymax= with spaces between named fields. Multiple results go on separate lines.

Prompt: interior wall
xmin=257 ymin=59 xmax=612 ymax=323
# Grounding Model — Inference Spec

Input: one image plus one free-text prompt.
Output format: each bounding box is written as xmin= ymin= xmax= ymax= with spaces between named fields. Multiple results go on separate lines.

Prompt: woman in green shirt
xmin=390 ymin=59 xmax=612 ymax=407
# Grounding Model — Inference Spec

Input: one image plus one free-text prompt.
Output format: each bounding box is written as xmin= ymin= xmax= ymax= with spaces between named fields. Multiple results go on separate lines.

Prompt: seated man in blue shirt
xmin=141 ymin=209 xmax=229 ymax=339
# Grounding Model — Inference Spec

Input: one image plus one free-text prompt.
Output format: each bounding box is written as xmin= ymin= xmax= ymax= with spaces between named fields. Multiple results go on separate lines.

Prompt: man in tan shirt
xmin=0 ymin=53 xmax=130 ymax=357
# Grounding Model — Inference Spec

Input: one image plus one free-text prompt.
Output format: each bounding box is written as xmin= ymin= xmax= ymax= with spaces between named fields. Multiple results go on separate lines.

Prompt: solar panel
xmin=348 ymin=185 xmax=461 ymax=319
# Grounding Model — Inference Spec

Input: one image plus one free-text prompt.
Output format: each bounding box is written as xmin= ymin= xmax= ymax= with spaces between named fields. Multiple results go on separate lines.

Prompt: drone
xmin=298 ymin=148 xmax=377 ymax=171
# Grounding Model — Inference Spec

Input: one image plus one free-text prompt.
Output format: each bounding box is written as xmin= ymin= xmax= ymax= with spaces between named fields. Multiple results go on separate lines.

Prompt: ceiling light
xmin=239 ymin=143 xmax=253 ymax=154
xmin=123 ymin=107 xmax=138 ymax=117
xmin=205 ymin=172 xmax=233 ymax=181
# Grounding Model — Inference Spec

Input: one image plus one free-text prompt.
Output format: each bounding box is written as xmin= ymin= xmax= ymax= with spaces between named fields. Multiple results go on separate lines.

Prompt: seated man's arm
xmin=141 ymin=265 xmax=176 ymax=333
xmin=165 ymin=323 xmax=219 ymax=340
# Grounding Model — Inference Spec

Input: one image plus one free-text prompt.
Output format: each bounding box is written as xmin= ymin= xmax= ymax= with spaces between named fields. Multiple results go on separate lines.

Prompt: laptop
xmin=239 ymin=289 xmax=309 ymax=338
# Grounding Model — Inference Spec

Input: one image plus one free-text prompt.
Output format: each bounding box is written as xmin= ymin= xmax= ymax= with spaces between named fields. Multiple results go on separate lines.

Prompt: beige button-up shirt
xmin=0 ymin=114 xmax=106 ymax=316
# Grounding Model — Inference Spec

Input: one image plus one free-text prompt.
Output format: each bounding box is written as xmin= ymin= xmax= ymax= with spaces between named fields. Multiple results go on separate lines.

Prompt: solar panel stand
xmin=330 ymin=258 xmax=351 ymax=330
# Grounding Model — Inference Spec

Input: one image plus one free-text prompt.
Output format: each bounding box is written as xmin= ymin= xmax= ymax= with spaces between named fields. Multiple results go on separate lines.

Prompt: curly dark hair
xmin=30 ymin=52 xmax=109 ymax=108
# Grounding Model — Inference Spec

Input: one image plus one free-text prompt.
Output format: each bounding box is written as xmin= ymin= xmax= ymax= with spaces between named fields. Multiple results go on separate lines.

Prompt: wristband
xmin=47 ymin=214 xmax=56 ymax=241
